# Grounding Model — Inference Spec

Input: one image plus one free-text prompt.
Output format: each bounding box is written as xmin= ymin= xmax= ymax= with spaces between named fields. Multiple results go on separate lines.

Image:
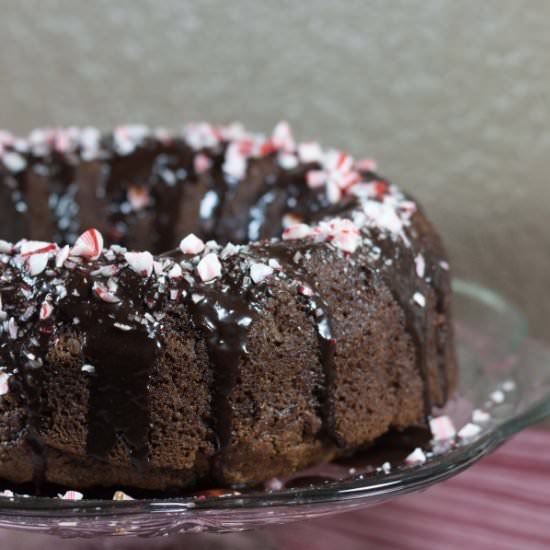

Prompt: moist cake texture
xmin=0 ymin=123 xmax=457 ymax=491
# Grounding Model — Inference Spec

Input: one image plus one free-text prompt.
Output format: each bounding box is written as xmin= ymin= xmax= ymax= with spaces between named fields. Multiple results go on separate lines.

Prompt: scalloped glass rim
xmin=0 ymin=280 xmax=548 ymax=537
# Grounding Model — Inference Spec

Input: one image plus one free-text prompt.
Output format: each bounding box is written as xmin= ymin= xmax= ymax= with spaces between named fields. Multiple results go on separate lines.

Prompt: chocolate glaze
xmin=182 ymin=278 xmax=255 ymax=482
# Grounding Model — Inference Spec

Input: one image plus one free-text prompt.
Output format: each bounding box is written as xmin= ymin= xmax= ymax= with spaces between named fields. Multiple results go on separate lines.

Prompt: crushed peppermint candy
xmin=58 ymin=490 xmax=84 ymax=501
xmin=405 ymin=448 xmax=427 ymax=465
xmin=220 ymin=242 xmax=240 ymax=259
xmin=458 ymin=423 xmax=481 ymax=440
xmin=489 ymin=390 xmax=505 ymax=404
xmin=282 ymin=223 xmax=313 ymax=241
xmin=168 ymin=263 xmax=183 ymax=279
xmin=39 ymin=300 xmax=53 ymax=320
xmin=298 ymin=142 xmax=323 ymax=164
xmin=26 ymin=252 xmax=50 ymax=276
xmin=179 ymin=233 xmax=205 ymax=255
xmin=250 ymin=263 xmax=274 ymax=284
xmin=429 ymin=415 xmax=456 ymax=441
xmin=2 ymin=151 xmax=26 ymax=172
xmin=125 ymin=251 xmax=154 ymax=277
xmin=56 ymin=245 xmax=70 ymax=268
xmin=415 ymin=254 xmax=426 ymax=278
xmin=113 ymin=490 xmax=134 ymax=501
xmin=71 ymin=228 xmax=103 ymax=260
xmin=0 ymin=371 xmax=11 ymax=396
xmin=93 ymin=281 xmax=120 ymax=304
xmin=20 ymin=240 xmax=57 ymax=257
xmin=197 ymin=253 xmax=222 ymax=282
xmin=472 ymin=409 xmax=491 ymax=424
xmin=413 ymin=292 xmax=426 ymax=307
xmin=0 ymin=240 xmax=13 ymax=254
xmin=194 ymin=153 xmax=211 ymax=174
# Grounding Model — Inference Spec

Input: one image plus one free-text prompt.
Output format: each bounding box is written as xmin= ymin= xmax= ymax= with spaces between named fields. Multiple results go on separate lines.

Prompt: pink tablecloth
xmin=1 ymin=428 xmax=549 ymax=549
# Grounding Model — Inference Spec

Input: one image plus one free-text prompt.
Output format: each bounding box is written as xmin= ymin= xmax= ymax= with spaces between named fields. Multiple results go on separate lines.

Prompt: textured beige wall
xmin=0 ymin=0 xmax=548 ymax=340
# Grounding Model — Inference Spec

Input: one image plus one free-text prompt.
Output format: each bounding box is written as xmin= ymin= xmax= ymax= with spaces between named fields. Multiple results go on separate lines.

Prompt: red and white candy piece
xmin=197 ymin=253 xmax=222 ymax=282
xmin=250 ymin=263 xmax=273 ymax=284
xmin=93 ymin=281 xmax=120 ymax=304
xmin=39 ymin=300 xmax=54 ymax=321
xmin=179 ymin=233 xmax=205 ymax=255
xmin=125 ymin=251 xmax=154 ymax=277
xmin=71 ymin=228 xmax=103 ymax=260
xmin=20 ymin=240 xmax=57 ymax=257
xmin=429 ymin=415 xmax=456 ymax=442
xmin=324 ymin=218 xmax=361 ymax=254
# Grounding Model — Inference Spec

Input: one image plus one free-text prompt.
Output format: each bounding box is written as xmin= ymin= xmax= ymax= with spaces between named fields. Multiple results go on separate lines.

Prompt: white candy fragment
xmin=458 ymin=423 xmax=481 ymax=440
xmin=26 ymin=253 xmax=49 ymax=276
xmin=472 ymin=409 xmax=491 ymax=424
xmin=81 ymin=364 xmax=95 ymax=374
xmin=415 ymin=254 xmax=426 ymax=278
xmin=197 ymin=253 xmax=222 ymax=282
xmin=250 ymin=263 xmax=273 ymax=284
xmin=2 ymin=151 xmax=26 ymax=172
xmin=56 ymin=245 xmax=70 ymax=268
xmin=282 ymin=223 xmax=313 ymax=241
xmin=0 ymin=372 xmax=11 ymax=395
xmin=113 ymin=490 xmax=134 ymax=501
xmin=413 ymin=292 xmax=426 ymax=308
xmin=179 ymin=233 xmax=205 ymax=255
xmin=490 ymin=390 xmax=505 ymax=404
xmin=0 ymin=240 xmax=13 ymax=254
xmin=59 ymin=490 xmax=83 ymax=501
xmin=405 ymin=448 xmax=426 ymax=465
xmin=125 ymin=251 xmax=154 ymax=277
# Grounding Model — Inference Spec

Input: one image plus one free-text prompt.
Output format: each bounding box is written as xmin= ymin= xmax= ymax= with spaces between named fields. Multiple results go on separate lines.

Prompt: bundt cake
xmin=0 ymin=123 xmax=457 ymax=492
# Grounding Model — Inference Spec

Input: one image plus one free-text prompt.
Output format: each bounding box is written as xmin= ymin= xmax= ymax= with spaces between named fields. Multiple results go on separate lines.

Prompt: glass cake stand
xmin=0 ymin=280 xmax=548 ymax=538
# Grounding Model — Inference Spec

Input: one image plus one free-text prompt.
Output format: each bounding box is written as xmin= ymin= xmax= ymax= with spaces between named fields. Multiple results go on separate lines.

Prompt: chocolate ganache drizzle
xmin=0 ymin=122 xmax=453 ymax=489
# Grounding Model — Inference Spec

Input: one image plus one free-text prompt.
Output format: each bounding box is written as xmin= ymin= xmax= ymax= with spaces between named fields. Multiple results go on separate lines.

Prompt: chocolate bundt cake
xmin=0 ymin=123 xmax=456 ymax=492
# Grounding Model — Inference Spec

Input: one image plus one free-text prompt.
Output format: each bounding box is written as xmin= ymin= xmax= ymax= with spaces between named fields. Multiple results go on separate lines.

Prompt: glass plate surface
xmin=0 ymin=280 xmax=548 ymax=538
